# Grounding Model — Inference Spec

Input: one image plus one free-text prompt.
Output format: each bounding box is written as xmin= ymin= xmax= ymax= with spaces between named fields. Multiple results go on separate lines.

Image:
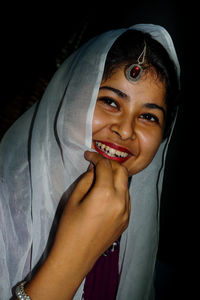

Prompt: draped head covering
xmin=0 ymin=24 xmax=180 ymax=299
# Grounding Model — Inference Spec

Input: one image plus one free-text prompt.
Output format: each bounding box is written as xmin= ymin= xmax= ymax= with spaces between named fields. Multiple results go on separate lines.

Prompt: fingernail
xmin=84 ymin=150 xmax=90 ymax=160
xmin=87 ymin=162 xmax=94 ymax=171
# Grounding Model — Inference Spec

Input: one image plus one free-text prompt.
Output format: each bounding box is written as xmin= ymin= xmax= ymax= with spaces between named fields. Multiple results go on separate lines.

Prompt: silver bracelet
xmin=15 ymin=281 xmax=31 ymax=300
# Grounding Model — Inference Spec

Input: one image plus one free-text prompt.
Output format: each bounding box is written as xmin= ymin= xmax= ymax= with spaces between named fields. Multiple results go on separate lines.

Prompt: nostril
xmin=110 ymin=121 xmax=136 ymax=141
xmin=111 ymin=128 xmax=136 ymax=141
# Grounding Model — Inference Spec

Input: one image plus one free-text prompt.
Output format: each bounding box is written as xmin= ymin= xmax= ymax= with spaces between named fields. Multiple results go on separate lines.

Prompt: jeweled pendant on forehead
xmin=125 ymin=64 xmax=143 ymax=82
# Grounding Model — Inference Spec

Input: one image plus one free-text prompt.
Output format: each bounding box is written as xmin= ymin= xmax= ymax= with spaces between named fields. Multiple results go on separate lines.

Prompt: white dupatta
xmin=0 ymin=24 xmax=180 ymax=299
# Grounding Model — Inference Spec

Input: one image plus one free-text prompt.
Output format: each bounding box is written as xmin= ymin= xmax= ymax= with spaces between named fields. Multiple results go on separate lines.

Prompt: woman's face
xmin=92 ymin=67 xmax=167 ymax=176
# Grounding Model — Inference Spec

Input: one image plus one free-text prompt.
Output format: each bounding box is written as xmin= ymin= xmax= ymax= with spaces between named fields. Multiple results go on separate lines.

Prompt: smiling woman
xmin=91 ymin=29 xmax=179 ymax=179
xmin=102 ymin=29 xmax=179 ymax=139
xmin=93 ymin=67 xmax=167 ymax=176
xmin=0 ymin=24 xmax=180 ymax=300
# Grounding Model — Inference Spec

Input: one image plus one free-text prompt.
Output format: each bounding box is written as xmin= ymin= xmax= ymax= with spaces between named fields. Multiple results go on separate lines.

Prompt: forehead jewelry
xmin=125 ymin=40 xmax=147 ymax=82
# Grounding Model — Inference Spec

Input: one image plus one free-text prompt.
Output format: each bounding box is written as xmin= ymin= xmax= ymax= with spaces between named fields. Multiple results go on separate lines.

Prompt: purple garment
xmin=83 ymin=240 xmax=120 ymax=300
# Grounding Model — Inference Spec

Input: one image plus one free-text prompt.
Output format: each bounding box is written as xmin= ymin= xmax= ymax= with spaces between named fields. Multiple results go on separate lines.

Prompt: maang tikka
xmin=125 ymin=40 xmax=147 ymax=82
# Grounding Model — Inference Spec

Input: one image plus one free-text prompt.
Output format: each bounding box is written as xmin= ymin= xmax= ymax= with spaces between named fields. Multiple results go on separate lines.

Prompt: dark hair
xmin=103 ymin=30 xmax=180 ymax=138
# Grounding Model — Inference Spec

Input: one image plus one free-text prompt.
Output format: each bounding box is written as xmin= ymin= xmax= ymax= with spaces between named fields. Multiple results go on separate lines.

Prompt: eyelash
xmin=98 ymin=97 xmax=120 ymax=109
xmin=139 ymin=113 xmax=159 ymax=124
xmin=98 ymin=97 xmax=159 ymax=123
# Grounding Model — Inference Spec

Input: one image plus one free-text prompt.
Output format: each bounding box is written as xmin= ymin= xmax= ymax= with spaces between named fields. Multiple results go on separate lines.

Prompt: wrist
xmin=23 ymin=246 xmax=94 ymax=300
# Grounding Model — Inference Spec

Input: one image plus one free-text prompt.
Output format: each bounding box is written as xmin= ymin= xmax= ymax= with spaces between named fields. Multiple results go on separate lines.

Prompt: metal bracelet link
xmin=15 ymin=281 xmax=31 ymax=300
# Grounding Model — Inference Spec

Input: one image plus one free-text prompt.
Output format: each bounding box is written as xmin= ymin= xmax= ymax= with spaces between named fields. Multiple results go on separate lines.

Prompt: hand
xmin=53 ymin=151 xmax=130 ymax=264
xmin=25 ymin=151 xmax=130 ymax=300
xmin=83 ymin=151 xmax=130 ymax=256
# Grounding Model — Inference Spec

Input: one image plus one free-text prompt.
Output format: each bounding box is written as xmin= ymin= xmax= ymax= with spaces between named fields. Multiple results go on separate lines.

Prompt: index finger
xmin=84 ymin=151 xmax=114 ymax=187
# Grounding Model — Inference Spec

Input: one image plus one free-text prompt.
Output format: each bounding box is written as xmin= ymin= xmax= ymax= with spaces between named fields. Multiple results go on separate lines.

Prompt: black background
xmin=1 ymin=1 xmax=192 ymax=298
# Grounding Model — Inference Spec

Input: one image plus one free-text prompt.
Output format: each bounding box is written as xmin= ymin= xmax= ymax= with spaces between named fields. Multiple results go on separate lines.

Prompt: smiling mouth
xmin=94 ymin=140 xmax=133 ymax=163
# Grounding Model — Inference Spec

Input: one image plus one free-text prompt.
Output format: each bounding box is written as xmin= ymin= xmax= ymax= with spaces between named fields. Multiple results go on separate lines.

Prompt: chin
xmin=124 ymin=155 xmax=155 ymax=177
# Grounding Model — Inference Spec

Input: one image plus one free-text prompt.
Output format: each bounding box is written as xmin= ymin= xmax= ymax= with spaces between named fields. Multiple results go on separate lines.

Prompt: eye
xmin=98 ymin=97 xmax=120 ymax=110
xmin=139 ymin=113 xmax=159 ymax=124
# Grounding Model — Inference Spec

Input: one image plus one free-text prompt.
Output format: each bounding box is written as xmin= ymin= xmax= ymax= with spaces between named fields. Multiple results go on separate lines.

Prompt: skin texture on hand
xmin=24 ymin=151 xmax=130 ymax=300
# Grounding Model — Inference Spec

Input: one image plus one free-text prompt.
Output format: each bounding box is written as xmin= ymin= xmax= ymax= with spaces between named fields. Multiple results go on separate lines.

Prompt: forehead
xmin=101 ymin=66 xmax=167 ymax=107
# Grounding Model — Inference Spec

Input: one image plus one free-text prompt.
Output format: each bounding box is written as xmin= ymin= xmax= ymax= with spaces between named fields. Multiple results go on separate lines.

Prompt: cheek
xmin=141 ymin=130 xmax=163 ymax=157
xmin=126 ymin=130 xmax=163 ymax=176
xmin=92 ymin=108 xmax=109 ymax=135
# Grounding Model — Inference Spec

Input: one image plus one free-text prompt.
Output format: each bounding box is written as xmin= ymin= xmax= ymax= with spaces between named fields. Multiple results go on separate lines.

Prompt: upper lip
xmin=95 ymin=140 xmax=134 ymax=156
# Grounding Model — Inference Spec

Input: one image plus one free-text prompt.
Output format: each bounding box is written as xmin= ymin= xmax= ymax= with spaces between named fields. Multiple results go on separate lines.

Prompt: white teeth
xmin=95 ymin=142 xmax=129 ymax=158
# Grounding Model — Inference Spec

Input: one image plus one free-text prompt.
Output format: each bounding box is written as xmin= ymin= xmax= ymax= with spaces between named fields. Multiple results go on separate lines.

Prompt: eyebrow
xmin=99 ymin=86 xmax=128 ymax=99
xmin=99 ymin=85 xmax=166 ymax=117
xmin=144 ymin=103 xmax=166 ymax=118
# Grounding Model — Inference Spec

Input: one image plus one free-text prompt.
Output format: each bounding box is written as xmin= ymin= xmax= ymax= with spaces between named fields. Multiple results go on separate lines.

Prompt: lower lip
xmin=93 ymin=142 xmax=132 ymax=163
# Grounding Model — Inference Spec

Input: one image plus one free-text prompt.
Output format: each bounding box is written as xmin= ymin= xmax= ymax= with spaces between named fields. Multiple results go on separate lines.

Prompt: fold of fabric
xmin=0 ymin=24 xmax=180 ymax=299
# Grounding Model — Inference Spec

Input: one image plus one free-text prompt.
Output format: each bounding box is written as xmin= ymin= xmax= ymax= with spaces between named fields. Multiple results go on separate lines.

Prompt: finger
xmin=111 ymin=162 xmax=130 ymax=213
xmin=88 ymin=154 xmax=129 ymax=193
xmin=84 ymin=150 xmax=107 ymax=165
xmin=85 ymin=151 xmax=114 ymax=187
xmin=87 ymin=162 xmax=94 ymax=171
xmin=85 ymin=151 xmax=129 ymax=192
xmin=111 ymin=162 xmax=129 ymax=193
xmin=126 ymin=189 xmax=131 ymax=214
xmin=69 ymin=168 xmax=94 ymax=204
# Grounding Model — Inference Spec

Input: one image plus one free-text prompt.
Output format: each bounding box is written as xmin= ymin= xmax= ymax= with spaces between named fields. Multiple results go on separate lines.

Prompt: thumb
xmin=69 ymin=168 xmax=95 ymax=205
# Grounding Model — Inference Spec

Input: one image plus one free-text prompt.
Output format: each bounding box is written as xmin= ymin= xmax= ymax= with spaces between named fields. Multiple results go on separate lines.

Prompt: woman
xmin=0 ymin=24 xmax=180 ymax=299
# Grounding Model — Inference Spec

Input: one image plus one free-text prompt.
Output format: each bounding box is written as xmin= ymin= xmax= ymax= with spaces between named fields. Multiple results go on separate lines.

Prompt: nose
xmin=111 ymin=117 xmax=136 ymax=141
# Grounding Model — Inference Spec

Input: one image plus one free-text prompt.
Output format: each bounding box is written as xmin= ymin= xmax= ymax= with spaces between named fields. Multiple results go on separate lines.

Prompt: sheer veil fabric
xmin=0 ymin=24 xmax=180 ymax=299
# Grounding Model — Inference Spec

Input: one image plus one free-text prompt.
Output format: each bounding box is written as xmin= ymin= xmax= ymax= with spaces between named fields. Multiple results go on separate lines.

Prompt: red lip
xmin=93 ymin=140 xmax=133 ymax=163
